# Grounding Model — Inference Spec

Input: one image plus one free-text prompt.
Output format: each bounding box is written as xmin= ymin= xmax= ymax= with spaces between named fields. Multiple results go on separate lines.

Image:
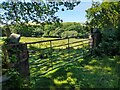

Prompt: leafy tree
xmin=86 ymin=1 xmax=120 ymax=30
xmin=62 ymin=22 xmax=83 ymax=32
xmin=61 ymin=30 xmax=78 ymax=38
xmin=0 ymin=0 xmax=80 ymax=37
xmin=86 ymin=1 xmax=120 ymax=56
xmin=43 ymin=22 xmax=84 ymax=38
xmin=61 ymin=22 xmax=85 ymax=37
xmin=43 ymin=23 xmax=60 ymax=37
xmin=0 ymin=0 xmax=80 ymax=25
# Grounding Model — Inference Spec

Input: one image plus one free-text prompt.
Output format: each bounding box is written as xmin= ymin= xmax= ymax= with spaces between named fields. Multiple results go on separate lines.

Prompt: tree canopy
xmin=0 ymin=0 xmax=80 ymax=25
xmin=86 ymin=1 xmax=120 ymax=30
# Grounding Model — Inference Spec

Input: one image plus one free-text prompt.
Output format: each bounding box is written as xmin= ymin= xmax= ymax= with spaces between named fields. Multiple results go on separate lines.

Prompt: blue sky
xmin=55 ymin=2 xmax=92 ymax=23
xmin=0 ymin=0 xmax=97 ymax=23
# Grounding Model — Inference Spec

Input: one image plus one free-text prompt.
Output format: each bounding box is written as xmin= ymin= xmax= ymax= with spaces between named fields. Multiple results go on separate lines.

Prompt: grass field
xmin=20 ymin=37 xmax=58 ymax=43
xmin=0 ymin=37 xmax=89 ymax=49
xmin=0 ymin=37 xmax=55 ymax=44
xmin=0 ymin=37 xmax=88 ymax=45
xmin=20 ymin=37 xmax=89 ymax=49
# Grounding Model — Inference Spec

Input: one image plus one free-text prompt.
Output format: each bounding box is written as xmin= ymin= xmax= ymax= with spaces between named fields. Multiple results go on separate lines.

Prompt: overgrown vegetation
xmin=25 ymin=39 xmax=119 ymax=89
xmin=92 ymin=28 xmax=120 ymax=56
xmin=24 ymin=47 xmax=120 ymax=88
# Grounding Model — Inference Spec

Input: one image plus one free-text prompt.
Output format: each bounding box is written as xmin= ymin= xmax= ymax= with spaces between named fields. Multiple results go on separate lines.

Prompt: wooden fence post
xmin=49 ymin=41 xmax=53 ymax=67
xmin=68 ymin=38 xmax=70 ymax=49
xmin=50 ymin=41 xmax=52 ymax=50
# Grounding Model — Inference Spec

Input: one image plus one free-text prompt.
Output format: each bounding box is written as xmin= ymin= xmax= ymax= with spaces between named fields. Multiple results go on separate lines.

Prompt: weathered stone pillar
xmin=5 ymin=43 xmax=30 ymax=78
xmin=16 ymin=43 xmax=30 ymax=78
xmin=2 ymin=33 xmax=30 ymax=78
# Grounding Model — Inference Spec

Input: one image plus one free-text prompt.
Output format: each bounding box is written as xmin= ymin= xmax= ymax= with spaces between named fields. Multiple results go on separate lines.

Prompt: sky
xmin=55 ymin=1 xmax=92 ymax=23
xmin=0 ymin=0 xmax=103 ymax=23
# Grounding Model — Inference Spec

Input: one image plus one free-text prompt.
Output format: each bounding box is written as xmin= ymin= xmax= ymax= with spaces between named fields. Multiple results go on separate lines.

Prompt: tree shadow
xmin=33 ymin=77 xmax=55 ymax=89
xmin=28 ymin=46 xmax=119 ymax=88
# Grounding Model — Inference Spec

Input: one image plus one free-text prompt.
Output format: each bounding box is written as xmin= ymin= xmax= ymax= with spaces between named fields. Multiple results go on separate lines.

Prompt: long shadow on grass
xmin=29 ymin=46 xmax=119 ymax=88
xmin=29 ymin=46 xmax=85 ymax=76
xmin=29 ymin=46 xmax=86 ymax=88
xmin=37 ymin=57 xmax=118 ymax=88
xmin=46 ymin=56 xmax=119 ymax=88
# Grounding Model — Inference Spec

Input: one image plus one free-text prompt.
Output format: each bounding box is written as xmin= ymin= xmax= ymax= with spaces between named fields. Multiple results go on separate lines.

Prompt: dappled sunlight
xmin=54 ymin=79 xmax=68 ymax=86
xmin=29 ymin=47 xmax=85 ymax=76
xmin=29 ymin=54 xmax=119 ymax=88
xmin=2 ymin=36 xmax=119 ymax=88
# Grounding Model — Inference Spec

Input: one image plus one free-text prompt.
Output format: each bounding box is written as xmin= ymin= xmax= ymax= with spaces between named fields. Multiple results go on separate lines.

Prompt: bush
xmin=32 ymin=27 xmax=44 ymax=37
xmin=6 ymin=24 xmax=44 ymax=37
xmin=49 ymin=27 xmax=64 ymax=38
xmin=42 ymin=31 xmax=50 ymax=37
xmin=61 ymin=31 xmax=78 ymax=38
xmin=92 ymin=28 xmax=120 ymax=56
xmin=11 ymin=24 xmax=34 ymax=37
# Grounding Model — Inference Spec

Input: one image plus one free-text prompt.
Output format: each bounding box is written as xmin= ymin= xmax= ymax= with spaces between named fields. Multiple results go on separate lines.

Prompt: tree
xmin=85 ymin=1 xmax=120 ymax=55
xmin=0 ymin=0 xmax=80 ymax=25
xmin=0 ymin=0 xmax=80 ymax=37
xmin=43 ymin=22 xmax=84 ymax=38
xmin=86 ymin=1 xmax=120 ymax=30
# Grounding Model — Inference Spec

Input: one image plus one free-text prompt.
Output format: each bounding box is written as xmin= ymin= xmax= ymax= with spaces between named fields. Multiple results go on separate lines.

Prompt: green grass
xmin=2 ymin=36 xmax=119 ymax=88
xmin=20 ymin=37 xmax=58 ymax=43
xmin=21 ymin=37 xmax=88 ymax=47
xmin=28 ymin=46 xmax=119 ymax=88
xmin=0 ymin=37 xmax=89 ymax=48
xmin=0 ymin=37 xmax=58 ymax=44
xmin=22 ymin=37 xmax=89 ymax=49
xmin=31 ymin=51 xmax=120 ymax=88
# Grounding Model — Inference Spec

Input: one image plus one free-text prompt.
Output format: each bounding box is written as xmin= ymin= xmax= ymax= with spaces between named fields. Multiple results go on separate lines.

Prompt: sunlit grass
xmin=20 ymin=37 xmax=58 ymax=43
xmin=25 ymin=37 xmax=89 ymax=49
xmin=29 ymin=46 xmax=119 ymax=88
xmin=0 ymin=37 xmax=89 ymax=49
xmin=0 ymin=37 xmax=88 ymax=49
